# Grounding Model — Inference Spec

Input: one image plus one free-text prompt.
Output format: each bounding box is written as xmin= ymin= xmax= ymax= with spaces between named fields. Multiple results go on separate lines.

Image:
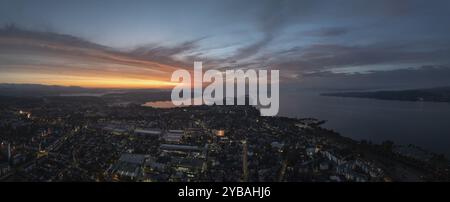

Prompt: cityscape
xmin=0 ymin=91 xmax=448 ymax=182
xmin=1 ymin=0 xmax=450 ymax=183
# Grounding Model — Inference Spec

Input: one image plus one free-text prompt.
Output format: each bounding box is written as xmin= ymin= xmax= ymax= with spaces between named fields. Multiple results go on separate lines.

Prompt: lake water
xmin=279 ymin=91 xmax=450 ymax=157
xmin=143 ymin=91 xmax=450 ymax=156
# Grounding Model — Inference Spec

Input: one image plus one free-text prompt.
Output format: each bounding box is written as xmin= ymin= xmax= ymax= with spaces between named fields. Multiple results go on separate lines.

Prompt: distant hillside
xmin=0 ymin=83 xmax=103 ymax=97
xmin=322 ymin=86 xmax=450 ymax=103
xmin=0 ymin=84 xmax=98 ymax=97
xmin=0 ymin=83 xmax=172 ymax=106
xmin=101 ymin=90 xmax=171 ymax=103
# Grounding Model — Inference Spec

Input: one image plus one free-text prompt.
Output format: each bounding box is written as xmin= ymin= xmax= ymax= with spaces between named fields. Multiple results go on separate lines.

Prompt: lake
xmin=279 ymin=90 xmax=450 ymax=157
xmin=143 ymin=90 xmax=450 ymax=156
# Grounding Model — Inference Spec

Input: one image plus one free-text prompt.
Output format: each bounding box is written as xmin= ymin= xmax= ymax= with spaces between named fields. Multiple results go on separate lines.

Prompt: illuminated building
xmin=215 ymin=130 xmax=225 ymax=137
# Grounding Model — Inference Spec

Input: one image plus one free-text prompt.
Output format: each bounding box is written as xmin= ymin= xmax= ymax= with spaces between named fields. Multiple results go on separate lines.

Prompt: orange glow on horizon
xmin=59 ymin=79 xmax=177 ymax=89
xmin=0 ymin=72 xmax=178 ymax=89
xmin=0 ymin=36 xmax=189 ymax=89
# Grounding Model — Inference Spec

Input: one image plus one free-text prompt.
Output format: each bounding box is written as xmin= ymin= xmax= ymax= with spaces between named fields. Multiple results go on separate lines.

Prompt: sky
xmin=1 ymin=0 xmax=450 ymax=89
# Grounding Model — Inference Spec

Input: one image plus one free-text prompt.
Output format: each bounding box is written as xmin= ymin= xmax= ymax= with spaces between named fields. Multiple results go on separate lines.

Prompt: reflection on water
xmin=142 ymin=101 xmax=178 ymax=108
xmin=142 ymin=97 xmax=249 ymax=108
xmin=142 ymin=97 xmax=203 ymax=108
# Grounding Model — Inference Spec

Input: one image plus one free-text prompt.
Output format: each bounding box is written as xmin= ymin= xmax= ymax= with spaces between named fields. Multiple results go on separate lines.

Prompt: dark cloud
xmin=303 ymin=27 xmax=349 ymax=37
xmin=228 ymin=0 xmax=314 ymax=61
xmin=228 ymin=1 xmax=283 ymax=61
xmin=270 ymin=42 xmax=450 ymax=74
xmin=0 ymin=23 xmax=107 ymax=50
xmin=0 ymin=25 xmax=204 ymax=85
xmin=129 ymin=37 xmax=207 ymax=67
xmin=0 ymin=25 xmax=199 ymax=71
xmin=289 ymin=65 xmax=450 ymax=91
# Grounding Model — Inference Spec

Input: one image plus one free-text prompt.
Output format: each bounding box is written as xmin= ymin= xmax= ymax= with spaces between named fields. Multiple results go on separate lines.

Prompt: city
xmin=1 ymin=0 xmax=450 ymax=192
xmin=1 ymin=93 xmax=448 ymax=182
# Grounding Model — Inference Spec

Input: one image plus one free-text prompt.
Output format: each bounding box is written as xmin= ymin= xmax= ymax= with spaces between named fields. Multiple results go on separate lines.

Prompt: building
xmin=162 ymin=130 xmax=184 ymax=143
xmin=0 ymin=162 xmax=10 ymax=177
xmin=103 ymin=125 xmax=129 ymax=135
xmin=160 ymin=144 xmax=202 ymax=153
xmin=214 ymin=129 xmax=225 ymax=137
xmin=134 ymin=128 xmax=162 ymax=136
xmin=107 ymin=154 xmax=146 ymax=180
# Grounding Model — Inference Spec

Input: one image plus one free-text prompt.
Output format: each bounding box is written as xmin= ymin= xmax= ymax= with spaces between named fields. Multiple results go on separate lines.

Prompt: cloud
xmin=2 ymin=0 xmax=450 ymax=89
xmin=268 ymin=42 xmax=450 ymax=75
xmin=0 ymin=25 xmax=200 ymax=78
xmin=227 ymin=0 xmax=313 ymax=62
xmin=287 ymin=65 xmax=450 ymax=91
xmin=0 ymin=25 xmax=208 ymax=87
xmin=129 ymin=37 xmax=207 ymax=68
xmin=303 ymin=27 xmax=349 ymax=37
